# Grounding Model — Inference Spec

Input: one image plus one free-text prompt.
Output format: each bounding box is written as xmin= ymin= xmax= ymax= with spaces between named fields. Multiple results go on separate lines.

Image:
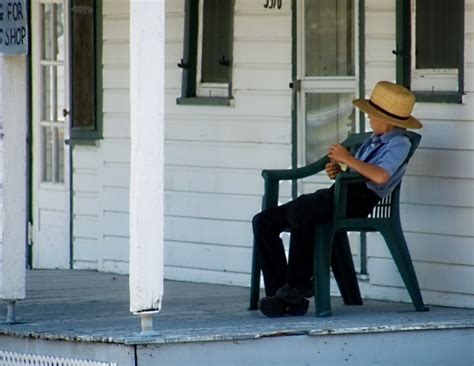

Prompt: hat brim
xmin=353 ymin=99 xmax=423 ymax=129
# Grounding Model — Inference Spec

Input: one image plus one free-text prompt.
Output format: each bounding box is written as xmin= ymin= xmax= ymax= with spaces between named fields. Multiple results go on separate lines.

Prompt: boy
xmin=253 ymin=81 xmax=423 ymax=317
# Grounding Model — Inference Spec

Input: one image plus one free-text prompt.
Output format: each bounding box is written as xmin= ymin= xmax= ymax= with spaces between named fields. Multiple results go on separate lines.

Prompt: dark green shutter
xmin=395 ymin=0 xmax=411 ymax=88
xmin=71 ymin=0 xmax=95 ymax=129
xmin=416 ymin=0 xmax=463 ymax=69
xmin=180 ymin=0 xmax=199 ymax=98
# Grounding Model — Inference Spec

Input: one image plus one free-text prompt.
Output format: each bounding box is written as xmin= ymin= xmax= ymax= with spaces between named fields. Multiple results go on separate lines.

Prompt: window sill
xmin=65 ymin=138 xmax=101 ymax=146
xmin=414 ymin=91 xmax=464 ymax=104
xmin=176 ymin=96 xmax=234 ymax=107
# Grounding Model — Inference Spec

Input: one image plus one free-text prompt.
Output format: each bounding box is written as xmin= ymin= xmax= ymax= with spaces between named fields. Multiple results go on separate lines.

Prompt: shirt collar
xmin=371 ymin=128 xmax=405 ymax=144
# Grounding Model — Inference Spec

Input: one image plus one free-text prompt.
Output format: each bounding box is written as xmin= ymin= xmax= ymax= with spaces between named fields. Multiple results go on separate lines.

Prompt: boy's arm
xmin=328 ymin=144 xmax=390 ymax=185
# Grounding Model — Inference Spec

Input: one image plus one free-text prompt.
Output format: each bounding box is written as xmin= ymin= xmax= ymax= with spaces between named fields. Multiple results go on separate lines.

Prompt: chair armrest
xmin=262 ymin=155 xmax=329 ymax=181
xmin=334 ymin=172 xmax=366 ymax=218
xmin=260 ymin=156 xmax=329 ymax=210
xmin=335 ymin=171 xmax=365 ymax=184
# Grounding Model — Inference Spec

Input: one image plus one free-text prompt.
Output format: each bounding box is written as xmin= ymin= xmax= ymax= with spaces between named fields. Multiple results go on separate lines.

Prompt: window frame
xmin=395 ymin=0 xmax=465 ymax=104
xmin=69 ymin=0 xmax=103 ymax=143
xmin=177 ymin=0 xmax=235 ymax=106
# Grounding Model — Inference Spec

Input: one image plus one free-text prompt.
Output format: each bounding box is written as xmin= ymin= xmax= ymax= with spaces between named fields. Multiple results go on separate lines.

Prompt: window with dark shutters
xmin=395 ymin=0 xmax=465 ymax=103
xmin=177 ymin=0 xmax=235 ymax=106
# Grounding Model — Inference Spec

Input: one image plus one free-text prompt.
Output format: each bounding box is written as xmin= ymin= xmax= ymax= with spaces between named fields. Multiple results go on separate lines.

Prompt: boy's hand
xmin=325 ymin=161 xmax=341 ymax=180
xmin=328 ymin=144 xmax=351 ymax=164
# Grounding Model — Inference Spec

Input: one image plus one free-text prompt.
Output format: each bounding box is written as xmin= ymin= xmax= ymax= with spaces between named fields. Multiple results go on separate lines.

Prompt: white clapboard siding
xmin=73 ymin=0 xmax=132 ymax=271
xmin=165 ymin=141 xmax=290 ymax=170
xmin=362 ymin=1 xmax=474 ymax=308
xmin=367 ymin=233 xmax=474 ymax=267
xmin=166 ymin=116 xmax=290 ymax=144
xmin=163 ymin=0 xmax=292 ymax=283
xmin=73 ymin=215 xmax=98 ymax=240
xmin=369 ymin=258 xmax=474 ymax=295
xmin=165 ymin=216 xmax=253 ymax=248
xmin=73 ymin=238 xmax=99 ymax=270
xmin=103 ymin=114 xmax=130 ymax=138
xmin=164 ymin=266 xmax=250 ymax=287
xmin=165 ymin=91 xmax=292 ymax=118
xmin=165 ymin=191 xmax=260 ymax=222
xmin=102 ymin=163 xmax=130 ymax=188
xmin=165 ymin=166 xmax=292 ymax=196
xmin=165 ymin=241 xmax=252 ymax=273
xmin=401 ymin=176 xmax=474 ymax=208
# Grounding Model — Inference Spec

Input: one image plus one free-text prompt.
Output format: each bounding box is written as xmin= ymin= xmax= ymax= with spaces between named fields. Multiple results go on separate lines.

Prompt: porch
xmin=0 ymin=270 xmax=472 ymax=366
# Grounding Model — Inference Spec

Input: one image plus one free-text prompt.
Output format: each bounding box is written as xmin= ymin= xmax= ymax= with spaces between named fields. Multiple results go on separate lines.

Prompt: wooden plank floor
xmin=0 ymin=270 xmax=473 ymax=345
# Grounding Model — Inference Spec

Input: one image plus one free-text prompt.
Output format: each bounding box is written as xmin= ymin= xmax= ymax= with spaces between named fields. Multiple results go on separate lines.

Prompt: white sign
xmin=0 ymin=0 xmax=28 ymax=55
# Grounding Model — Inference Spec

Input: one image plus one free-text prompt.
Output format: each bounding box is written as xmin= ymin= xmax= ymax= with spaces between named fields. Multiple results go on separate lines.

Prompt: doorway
xmin=30 ymin=0 xmax=71 ymax=269
xmin=296 ymin=0 xmax=359 ymax=168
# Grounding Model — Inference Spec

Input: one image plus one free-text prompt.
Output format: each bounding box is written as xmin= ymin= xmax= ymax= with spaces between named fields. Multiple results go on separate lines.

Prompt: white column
xmin=129 ymin=0 xmax=165 ymax=320
xmin=0 ymin=56 xmax=28 ymax=317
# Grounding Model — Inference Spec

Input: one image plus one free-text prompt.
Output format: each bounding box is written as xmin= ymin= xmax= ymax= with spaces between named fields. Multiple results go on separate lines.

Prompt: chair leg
xmin=248 ymin=239 xmax=261 ymax=310
xmin=331 ymin=232 xmax=363 ymax=306
xmin=314 ymin=223 xmax=334 ymax=317
xmin=381 ymin=226 xmax=429 ymax=312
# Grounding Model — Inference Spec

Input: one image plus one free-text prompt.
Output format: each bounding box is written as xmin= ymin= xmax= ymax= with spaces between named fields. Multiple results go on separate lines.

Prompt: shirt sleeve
xmin=373 ymin=135 xmax=411 ymax=177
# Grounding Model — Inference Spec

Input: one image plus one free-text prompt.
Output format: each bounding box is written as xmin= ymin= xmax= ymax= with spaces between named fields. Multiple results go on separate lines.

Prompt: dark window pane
xmin=416 ymin=0 xmax=463 ymax=69
xmin=71 ymin=0 xmax=95 ymax=128
xmin=201 ymin=0 xmax=232 ymax=83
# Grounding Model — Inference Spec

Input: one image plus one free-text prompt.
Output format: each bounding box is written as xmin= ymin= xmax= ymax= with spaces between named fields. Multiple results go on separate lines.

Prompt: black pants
xmin=252 ymin=183 xmax=380 ymax=296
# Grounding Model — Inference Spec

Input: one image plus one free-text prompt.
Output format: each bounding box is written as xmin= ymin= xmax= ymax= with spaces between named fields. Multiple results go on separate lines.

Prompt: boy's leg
xmin=252 ymin=204 xmax=290 ymax=296
xmin=346 ymin=183 xmax=381 ymax=217
xmin=286 ymin=188 xmax=334 ymax=294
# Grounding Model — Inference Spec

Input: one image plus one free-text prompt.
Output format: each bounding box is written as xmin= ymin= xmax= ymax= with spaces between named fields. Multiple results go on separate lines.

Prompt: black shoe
xmin=275 ymin=283 xmax=314 ymax=304
xmin=259 ymin=296 xmax=309 ymax=318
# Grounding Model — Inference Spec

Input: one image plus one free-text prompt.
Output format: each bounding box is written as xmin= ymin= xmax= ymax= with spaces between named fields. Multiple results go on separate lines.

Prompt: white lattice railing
xmin=0 ymin=351 xmax=117 ymax=366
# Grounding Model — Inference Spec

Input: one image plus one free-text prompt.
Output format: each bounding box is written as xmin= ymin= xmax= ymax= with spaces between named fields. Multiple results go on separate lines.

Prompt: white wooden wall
xmin=358 ymin=0 xmax=474 ymax=308
xmin=72 ymin=0 xmax=131 ymax=273
xmin=163 ymin=0 xmax=292 ymax=285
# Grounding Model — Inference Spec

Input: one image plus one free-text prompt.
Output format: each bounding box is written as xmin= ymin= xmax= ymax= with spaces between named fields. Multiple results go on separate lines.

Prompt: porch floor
xmin=0 ymin=270 xmax=473 ymax=346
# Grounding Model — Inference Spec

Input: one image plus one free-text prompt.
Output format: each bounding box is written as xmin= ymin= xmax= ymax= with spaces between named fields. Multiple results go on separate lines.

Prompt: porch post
xmin=129 ymin=0 xmax=165 ymax=329
xmin=0 ymin=56 xmax=28 ymax=323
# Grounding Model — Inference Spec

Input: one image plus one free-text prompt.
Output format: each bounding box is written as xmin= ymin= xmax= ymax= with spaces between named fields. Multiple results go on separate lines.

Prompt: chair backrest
xmin=369 ymin=131 xmax=421 ymax=219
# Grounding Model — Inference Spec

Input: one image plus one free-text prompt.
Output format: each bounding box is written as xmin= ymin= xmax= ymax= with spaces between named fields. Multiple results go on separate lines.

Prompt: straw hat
xmin=353 ymin=81 xmax=422 ymax=129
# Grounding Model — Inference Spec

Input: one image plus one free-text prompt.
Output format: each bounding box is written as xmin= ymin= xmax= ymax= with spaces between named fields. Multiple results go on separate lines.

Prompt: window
xmin=70 ymin=0 xmax=102 ymax=140
xmin=177 ymin=0 xmax=234 ymax=106
xmin=40 ymin=0 xmax=65 ymax=183
xmin=396 ymin=0 xmax=464 ymax=103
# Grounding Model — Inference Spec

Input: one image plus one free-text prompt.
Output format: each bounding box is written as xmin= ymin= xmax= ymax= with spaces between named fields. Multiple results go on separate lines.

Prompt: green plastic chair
xmin=249 ymin=131 xmax=429 ymax=317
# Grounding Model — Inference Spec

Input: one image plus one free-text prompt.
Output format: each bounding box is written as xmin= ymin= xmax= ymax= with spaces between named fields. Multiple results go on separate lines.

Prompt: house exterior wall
xmin=67 ymin=0 xmax=473 ymax=307
xmin=72 ymin=0 xmax=131 ymax=273
xmin=163 ymin=0 xmax=292 ymax=285
xmin=358 ymin=0 xmax=474 ymax=308
xmin=73 ymin=0 xmax=292 ymax=282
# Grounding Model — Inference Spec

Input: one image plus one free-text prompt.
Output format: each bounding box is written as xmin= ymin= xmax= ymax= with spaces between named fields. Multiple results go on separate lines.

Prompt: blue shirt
xmin=354 ymin=129 xmax=411 ymax=198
